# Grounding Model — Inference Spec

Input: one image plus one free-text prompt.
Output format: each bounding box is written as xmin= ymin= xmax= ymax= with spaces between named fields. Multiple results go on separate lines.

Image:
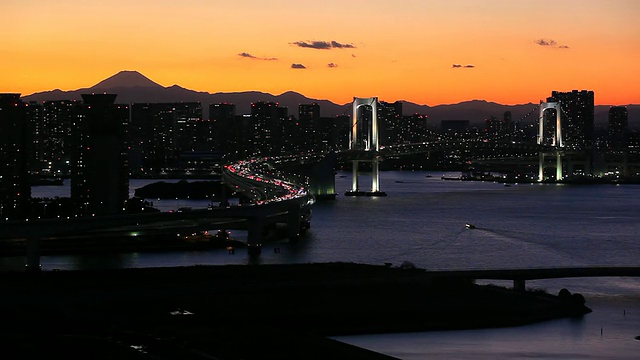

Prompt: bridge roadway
xmin=424 ymin=266 xmax=640 ymax=291
xmin=1 ymin=155 xmax=315 ymax=270
xmin=337 ymin=140 xmax=557 ymax=160
xmin=0 ymin=199 xmax=309 ymax=239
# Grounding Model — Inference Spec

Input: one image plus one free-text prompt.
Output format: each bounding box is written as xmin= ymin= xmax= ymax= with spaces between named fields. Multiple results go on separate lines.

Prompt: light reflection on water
xmin=11 ymin=172 xmax=640 ymax=278
xmin=335 ymin=298 xmax=640 ymax=360
xmin=7 ymin=171 xmax=640 ymax=359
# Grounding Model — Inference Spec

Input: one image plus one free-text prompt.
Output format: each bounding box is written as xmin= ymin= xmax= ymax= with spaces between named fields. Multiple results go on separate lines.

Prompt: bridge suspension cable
xmin=487 ymin=104 xmax=541 ymax=143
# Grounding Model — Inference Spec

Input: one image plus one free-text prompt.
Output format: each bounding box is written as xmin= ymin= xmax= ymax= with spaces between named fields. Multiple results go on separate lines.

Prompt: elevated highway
xmin=1 ymin=155 xmax=315 ymax=270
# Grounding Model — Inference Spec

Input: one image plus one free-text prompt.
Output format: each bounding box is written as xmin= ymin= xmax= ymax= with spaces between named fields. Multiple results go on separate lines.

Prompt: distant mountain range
xmin=21 ymin=70 xmax=639 ymax=127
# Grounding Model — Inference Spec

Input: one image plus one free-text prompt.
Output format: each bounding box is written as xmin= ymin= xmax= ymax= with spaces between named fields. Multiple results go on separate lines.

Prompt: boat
xmin=465 ymin=223 xmax=476 ymax=229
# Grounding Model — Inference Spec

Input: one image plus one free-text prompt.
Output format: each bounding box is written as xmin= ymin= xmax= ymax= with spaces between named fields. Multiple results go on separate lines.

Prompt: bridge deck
xmin=424 ymin=267 xmax=640 ymax=280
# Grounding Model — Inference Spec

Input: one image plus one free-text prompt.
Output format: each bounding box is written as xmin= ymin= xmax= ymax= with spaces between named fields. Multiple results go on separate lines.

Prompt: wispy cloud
xmin=238 ymin=52 xmax=278 ymax=60
xmin=534 ymin=38 xmax=569 ymax=49
xmin=327 ymin=63 xmax=338 ymax=68
xmin=452 ymin=64 xmax=475 ymax=69
xmin=330 ymin=40 xmax=355 ymax=49
xmin=291 ymin=63 xmax=307 ymax=69
xmin=291 ymin=40 xmax=356 ymax=50
xmin=535 ymin=39 xmax=557 ymax=47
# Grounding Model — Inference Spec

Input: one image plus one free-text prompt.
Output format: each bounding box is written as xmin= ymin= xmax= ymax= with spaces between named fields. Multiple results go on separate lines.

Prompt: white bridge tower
xmin=346 ymin=97 xmax=386 ymax=196
xmin=538 ymin=101 xmax=564 ymax=181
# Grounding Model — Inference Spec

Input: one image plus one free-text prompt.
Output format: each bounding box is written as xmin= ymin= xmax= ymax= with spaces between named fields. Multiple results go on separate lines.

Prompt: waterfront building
xmin=608 ymin=106 xmax=628 ymax=150
xmin=0 ymin=94 xmax=31 ymax=220
xmin=503 ymin=111 xmax=517 ymax=141
xmin=333 ymin=115 xmax=351 ymax=150
xmin=503 ymin=111 xmax=512 ymax=128
xmin=250 ymin=101 xmax=288 ymax=156
xmin=297 ymin=103 xmax=321 ymax=152
xmin=484 ymin=116 xmax=500 ymax=140
xmin=483 ymin=112 xmax=515 ymax=142
xmin=26 ymin=101 xmax=43 ymax=174
xmin=314 ymin=116 xmax=340 ymax=152
xmin=70 ymin=94 xmax=129 ymax=216
xmin=402 ymin=114 xmax=429 ymax=144
xmin=130 ymin=102 xmax=203 ymax=173
xmin=298 ymin=103 xmax=320 ymax=124
xmin=378 ymin=101 xmax=403 ymax=146
xmin=549 ymin=90 xmax=595 ymax=150
xmin=209 ymin=103 xmax=238 ymax=159
xmin=40 ymin=100 xmax=78 ymax=175
xmin=297 ymin=103 xmax=349 ymax=153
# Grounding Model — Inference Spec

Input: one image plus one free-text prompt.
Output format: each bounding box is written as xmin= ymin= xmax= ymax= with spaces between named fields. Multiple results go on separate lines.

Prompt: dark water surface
xmin=10 ymin=171 xmax=640 ymax=359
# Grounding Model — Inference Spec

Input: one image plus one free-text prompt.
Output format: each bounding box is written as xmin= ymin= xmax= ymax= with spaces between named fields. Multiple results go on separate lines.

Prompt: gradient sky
xmin=1 ymin=0 xmax=639 ymax=105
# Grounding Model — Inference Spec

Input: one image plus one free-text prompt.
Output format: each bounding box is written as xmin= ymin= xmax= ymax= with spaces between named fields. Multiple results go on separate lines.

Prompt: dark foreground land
xmin=0 ymin=263 xmax=590 ymax=359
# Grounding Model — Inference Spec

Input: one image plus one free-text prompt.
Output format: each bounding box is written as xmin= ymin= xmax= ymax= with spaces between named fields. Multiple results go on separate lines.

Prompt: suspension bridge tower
xmin=345 ymin=97 xmax=387 ymax=196
xmin=538 ymin=101 xmax=564 ymax=181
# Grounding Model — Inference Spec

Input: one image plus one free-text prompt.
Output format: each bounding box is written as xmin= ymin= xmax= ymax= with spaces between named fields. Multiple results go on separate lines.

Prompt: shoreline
xmin=0 ymin=233 xmax=246 ymax=257
xmin=0 ymin=262 xmax=590 ymax=359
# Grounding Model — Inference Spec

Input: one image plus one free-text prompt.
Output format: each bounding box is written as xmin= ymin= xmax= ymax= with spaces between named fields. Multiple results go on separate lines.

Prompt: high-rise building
xmin=297 ymin=103 xmax=321 ymax=152
xmin=549 ymin=90 xmax=595 ymax=150
xmin=210 ymin=103 xmax=238 ymax=159
xmin=333 ymin=115 xmax=351 ymax=150
xmin=250 ymin=101 xmax=287 ymax=156
xmin=484 ymin=116 xmax=500 ymax=140
xmin=70 ymin=94 xmax=129 ymax=216
xmin=298 ymin=103 xmax=320 ymax=121
xmin=378 ymin=101 xmax=403 ymax=146
xmin=608 ymin=106 xmax=628 ymax=150
xmin=503 ymin=111 xmax=516 ymax=136
xmin=130 ymin=102 xmax=203 ymax=173
xmin=0 ymin=94 xmax=31 ymax=220
xmin=40 ymin=100 xmax=78 ymax=175
xmin=26 ymin=101 xmax=44 ymax=174
xmin=402 ymin=114 xmax=428 ymax=144
xmin=173 ymin=102 xmax=205 ymax=153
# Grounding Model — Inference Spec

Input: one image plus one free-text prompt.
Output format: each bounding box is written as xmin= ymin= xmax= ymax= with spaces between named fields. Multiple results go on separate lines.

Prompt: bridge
xmin=424 ymin=266 xmax=640 ymax=291
xmin=0 ymin=155 xmax=315 ymax=270
xmin=341 ymin=98 xmax=560 ymax=195
xmin=336 ymin=97 xmax=640 ymax=193
xmin=2 ymin=95 xmax=637 ymax=273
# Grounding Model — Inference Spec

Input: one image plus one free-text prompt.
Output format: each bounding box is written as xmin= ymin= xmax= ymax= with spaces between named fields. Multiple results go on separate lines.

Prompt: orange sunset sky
xmin=1 ymin=0 xmax=639 ymax=105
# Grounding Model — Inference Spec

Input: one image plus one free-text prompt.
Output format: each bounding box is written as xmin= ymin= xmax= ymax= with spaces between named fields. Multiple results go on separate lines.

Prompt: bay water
xmin=5 ymin=171 xmax=640 ymax=358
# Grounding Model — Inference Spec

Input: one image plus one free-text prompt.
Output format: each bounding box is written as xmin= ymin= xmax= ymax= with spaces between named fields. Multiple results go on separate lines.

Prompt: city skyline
xmin=2 ymin=0 xmax=639 ymax=106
